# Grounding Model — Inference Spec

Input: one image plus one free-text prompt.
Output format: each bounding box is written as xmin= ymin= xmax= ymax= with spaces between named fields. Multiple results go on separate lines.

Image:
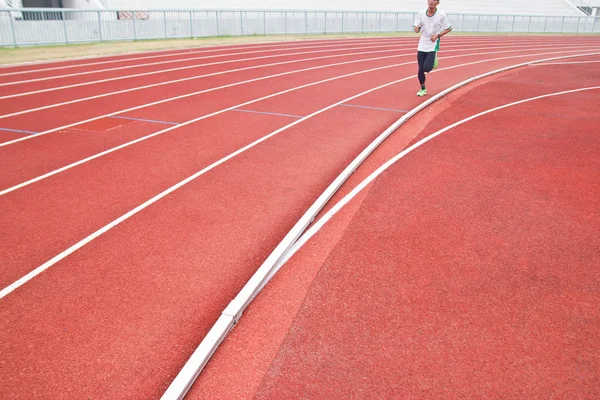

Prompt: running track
xmin=1 ymin=35 xmax=599 ymax=399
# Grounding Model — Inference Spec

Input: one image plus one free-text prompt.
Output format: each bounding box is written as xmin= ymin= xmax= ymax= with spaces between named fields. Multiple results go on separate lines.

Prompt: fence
xmin=1 ymin=8 xmax=599 ymax=47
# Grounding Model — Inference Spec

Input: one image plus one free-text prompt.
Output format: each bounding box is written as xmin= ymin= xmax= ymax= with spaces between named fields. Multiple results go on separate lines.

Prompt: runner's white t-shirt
xmin=414 ymin=9 xmax=451 ymax=52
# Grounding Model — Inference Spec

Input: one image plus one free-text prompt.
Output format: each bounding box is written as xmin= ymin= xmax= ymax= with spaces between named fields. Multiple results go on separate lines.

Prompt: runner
xmin=413 ymin=0 xmax=452 ymax=97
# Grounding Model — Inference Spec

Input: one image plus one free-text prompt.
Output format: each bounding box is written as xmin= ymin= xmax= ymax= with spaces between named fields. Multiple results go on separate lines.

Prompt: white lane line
xmin=1 ymin=42 xmax=593 ymax=131
xmin=160 ymin=52 xmax=600 ymax=400
xmin=537 ymin=60 xmax=600 ymax=65
xmin=2 ymin=46 xmax=594 ymax=194
xmin=0 ymin=36 xmax=420 ymax=75
xmin=0 ymin=43 xmax=409 ymax=99
xmin=0 ymin=34 xmax=580 ymax=73
xmin=0 ymin=52 xmax=406 ymax=146
xmin=0 ymin=43 xmax=547 ymax=148
xmin=0 ymin=35 xmax=545 ymax=76
xmin=0 ymin=40 xmax=584 ymax=90
xmin=0 ymin=45 xmax=413 ymax=116
xmin=0 ymin=61 xmax=408 ymax=196
xmin=0 ymin=39 xmax=410 ymax=87
xmin=0 ymin=37 xmax=545 ymax=99
xmin=0 ymin=62 xmax=416 ymax=301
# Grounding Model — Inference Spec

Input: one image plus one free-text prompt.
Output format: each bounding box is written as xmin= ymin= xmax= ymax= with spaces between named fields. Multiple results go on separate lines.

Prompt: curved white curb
xmin=161 ymin=50 xmax=599 ymax=399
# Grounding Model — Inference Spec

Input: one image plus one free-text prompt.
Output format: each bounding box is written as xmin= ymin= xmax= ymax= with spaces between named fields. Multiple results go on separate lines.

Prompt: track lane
xmin=1 ymin=41 xmax=596 ymax=145
xmin=0 ymin=35 xmax=557 ymax=79
xmin=305 ymin=55 xmax=600 ymax=232
xmin=0 ymin=85 xmax=412 ymax=400
xmin=2 ymin=35 xmax=592 ymax=78
xmin=0 ymin=39 xmax=413 ymax=92
xmin=0 ymin=36 xmax=417 ymax=80
xmin=187 ymin=63 xmax=600 ymax=399
xmin=2 ymin=45 xmax=597 ymax=195
xmin=0 ymin=59 xmax=416 ymax=289
xmin=0 ymin=52 xmax=409 ymax=134
xmin=0 ymin=54 xmax=413 ymax=179
xmin=0 ymin=42 xmax=410 ymax=102
xmin=2 ymin=38 xmax=582 ymax=119
xmin=4 ymin=37 xmax=598 ymax=99
xmin=5 ymin=49 xmax=600 ymax=290
xmin=230 ymin=87 xmax=600 ymax=400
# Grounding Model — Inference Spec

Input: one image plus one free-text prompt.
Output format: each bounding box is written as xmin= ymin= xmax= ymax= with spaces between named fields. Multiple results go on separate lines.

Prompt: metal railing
xmin=1 ymin=8 xmax=598 ymax=47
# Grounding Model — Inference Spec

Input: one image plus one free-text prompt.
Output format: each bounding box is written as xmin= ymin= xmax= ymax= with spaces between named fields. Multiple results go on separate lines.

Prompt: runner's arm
xmin=413 ymin=13 xmax=422 ymax=33
xmin=439 ymin=26 xmax=452 ymax=38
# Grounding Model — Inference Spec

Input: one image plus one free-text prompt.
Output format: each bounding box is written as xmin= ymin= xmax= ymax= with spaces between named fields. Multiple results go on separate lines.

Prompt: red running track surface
xmin=192 ymin=58 xmax=600 ymax=399
xmin=0 ymin=37 xmax=599 ymax=399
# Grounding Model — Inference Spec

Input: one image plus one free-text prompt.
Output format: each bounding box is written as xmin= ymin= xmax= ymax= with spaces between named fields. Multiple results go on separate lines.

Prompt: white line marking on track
xmin=0 ymin=35 xmax=553 ymax=76
xmin=0 ymin=39 xmax=589 ymax=97
xmin=536 ymin=60 xmax=600 ymax=65
xmin=0 ymin=38 xmax=557 ymax=101
xmin=0 ymin=36 xmax=420 ymax=75
xmin=0 ymin=62 xmax=408 ymax=196
xmin=0 ymin=35 xmax=585 ymax=72
xmin=2 ymin=46 xmax=596 ymax=195
xmin=0 ymin=44 xmax=537 ymax=146
xmin=0 ymin=52 xmax=405 ymax=144
xmin=1 ymin=44 xmax=429 ymax=116
xmin=1 ymin=42 xmax=594 ymax=142
xmin=0 ymin=43 xmax=409 ymax=99
xmin=0 ymin=39 xmax=410 ymax=87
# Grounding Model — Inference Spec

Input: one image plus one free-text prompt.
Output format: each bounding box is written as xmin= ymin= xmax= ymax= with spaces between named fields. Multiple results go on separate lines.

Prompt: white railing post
xmin=163 ymin=11 xmax=168 ymax=39
xmin=132 ymin=12 xmax=137 ymax=40
xmin=305 ymin=11 xmax=308 ymax=34
xmin=8 ymin=10 xmax=17 ymax=47
xmin=543 ymin=16 xmax=548 ymax=33
xmin=361 ymin=12 xmax=364 ymax=33
xmin=62 ymin=10 xmax=69 ymax=44
xmin=97 ymin=11 xmax=103 ymax=41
